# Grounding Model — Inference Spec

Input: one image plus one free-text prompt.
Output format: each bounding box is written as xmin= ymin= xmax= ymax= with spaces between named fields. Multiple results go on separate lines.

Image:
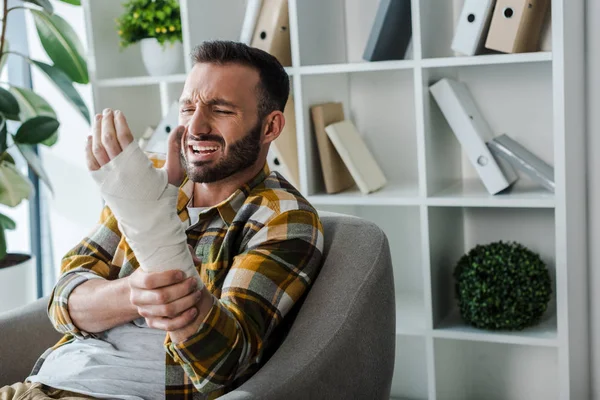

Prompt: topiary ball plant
xmin=453 ymin=240 xmax=552 ymax=331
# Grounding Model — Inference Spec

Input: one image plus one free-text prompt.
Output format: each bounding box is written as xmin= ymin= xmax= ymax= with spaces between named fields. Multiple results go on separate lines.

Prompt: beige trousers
xmin=0 ymin=383 xmax=95 ymax=400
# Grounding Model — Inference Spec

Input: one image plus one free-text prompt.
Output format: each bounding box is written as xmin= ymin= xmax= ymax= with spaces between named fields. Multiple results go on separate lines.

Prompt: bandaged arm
xmin=90 ymin=141 xmax=203 ymax=289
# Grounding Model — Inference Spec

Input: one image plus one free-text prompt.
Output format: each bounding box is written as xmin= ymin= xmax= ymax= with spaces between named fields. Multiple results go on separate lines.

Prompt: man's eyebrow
xmin=178 ymin=97 xmax=238 ymax=109
xmin=205 ymin=98 xmax=239 ymax=109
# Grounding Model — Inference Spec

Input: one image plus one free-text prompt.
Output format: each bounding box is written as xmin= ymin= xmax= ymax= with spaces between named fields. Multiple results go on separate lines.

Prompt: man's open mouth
xmin=189 ymin=144 xmax=220 ymax=155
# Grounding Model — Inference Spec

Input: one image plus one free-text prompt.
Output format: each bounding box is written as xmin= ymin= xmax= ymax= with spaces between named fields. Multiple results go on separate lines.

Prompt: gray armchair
xmin=0 ymin=211 xmax=396 ymax=399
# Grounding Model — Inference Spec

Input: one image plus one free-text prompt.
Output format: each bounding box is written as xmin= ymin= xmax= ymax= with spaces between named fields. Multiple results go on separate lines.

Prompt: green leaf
xmin=0 ymin=161 xmax=34 ymax=207
xmin=0 ymin=117 xmax=6 ymax=154
xmin=0 ymin=226 xmax=6 ymax=260
xmin=31 ymin=10 xmax=88 ymax=84
xmin=0 ymin=212 xmax=16 ymax=230
xmin=21 ymin=0 xmax=53 ymax=14
xmin=57 ymin=0 xmax=80 ymax=5
xmin=9 ymin=87 xmax=58 ymax=147
xmin=0 ymin=152 xmax=15 ymax=165
xmin=0 ymin=87 xmax=20 ymax=121
xmin=9 ymin=86 xmax=56 ymax=120
xmin=15 ymin=143 xmax=53 ymax=194
xmin=14 ymin=116 xmax=59 ymax=145
xmin=30 ymin=60 xmax=90 ymax=123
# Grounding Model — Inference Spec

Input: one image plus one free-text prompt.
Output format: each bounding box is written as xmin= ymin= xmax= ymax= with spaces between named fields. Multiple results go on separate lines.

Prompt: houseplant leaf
xmin=21 ymin=0 xmax=53 ymax=14
xmin=57 ymin=0 xmax=80 ymax=5
xmin=0 ymin=152 xmax=14 ymax=165
xmin=0 ymin=227 xmax=6 ymax=259
xmin=0 ymin=116 xmax=6 ymax=153
xmin=0 ymin=212 xmax=16 ymax=230
xmin=0 ymin=87 xmax=20 ymax=121
xmin=14 ymin=116 xmax=59 ymax=145
xmin=30 ymin=10 xmax=89 ymax=84
xmin=15 ymin=143 xmax=53 ymax=194
xmin=30 ymin=60 xmax=90 ymax=123
xmin=0 ymin=161 xmax=34 ymax=207
xmin=9 ymin=87 xmax=58 ymax=146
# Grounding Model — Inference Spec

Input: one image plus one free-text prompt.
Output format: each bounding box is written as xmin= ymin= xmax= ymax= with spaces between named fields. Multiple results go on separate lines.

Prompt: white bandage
xmin=91 ymin=141 xmax=203 ymax=289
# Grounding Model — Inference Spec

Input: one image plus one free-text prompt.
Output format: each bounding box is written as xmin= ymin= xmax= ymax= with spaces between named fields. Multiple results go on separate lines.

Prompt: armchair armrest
xmin=0 ymin=296 xmax=62 ymax=386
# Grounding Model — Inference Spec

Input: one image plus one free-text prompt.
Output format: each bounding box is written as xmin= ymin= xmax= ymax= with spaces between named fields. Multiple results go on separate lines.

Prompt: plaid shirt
xmin=32 ymin=159 xmax=324 ymax=399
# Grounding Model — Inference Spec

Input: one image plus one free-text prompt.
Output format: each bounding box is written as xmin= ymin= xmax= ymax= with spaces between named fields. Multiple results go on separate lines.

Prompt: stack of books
xmin=310 ymin=102 xmax=387 ymax=195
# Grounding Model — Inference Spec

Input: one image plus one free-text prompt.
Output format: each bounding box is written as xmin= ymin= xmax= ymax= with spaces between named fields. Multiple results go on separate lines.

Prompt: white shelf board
xmin=96 ymin=74 xmax=188 ymax=87
xmin=307 ymin=182 xmax=420 ymax=206
xmin=421 ymin=51 xmax=552 ymax=69
xmin=298 ymin=59 xmax=414 ymax=76
xmin=396 ymin=293 xmax=428 ymax=335
xmin=427 ymin=180 xmax=555 ymax=208
xmin=433 ymin=309 xmax=558 ymax=347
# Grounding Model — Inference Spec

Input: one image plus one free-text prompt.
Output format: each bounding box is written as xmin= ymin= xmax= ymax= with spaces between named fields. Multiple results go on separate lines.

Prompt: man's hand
xmin=128 ymin=267 xmax=202 ymax=331
xmin=85 ymin=108 xmax=187 ymax=186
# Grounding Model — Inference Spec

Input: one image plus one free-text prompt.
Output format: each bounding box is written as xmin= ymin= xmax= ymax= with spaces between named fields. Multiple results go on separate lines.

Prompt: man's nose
xmin=187 ymin=108 xmax=211 ymax=136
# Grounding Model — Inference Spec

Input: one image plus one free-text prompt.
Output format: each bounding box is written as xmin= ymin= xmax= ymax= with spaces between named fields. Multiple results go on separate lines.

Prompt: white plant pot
xmin=140 ymin=38 xmax=184 ymax=76
xmin=0 ymin=254 xmax=36 ymax=314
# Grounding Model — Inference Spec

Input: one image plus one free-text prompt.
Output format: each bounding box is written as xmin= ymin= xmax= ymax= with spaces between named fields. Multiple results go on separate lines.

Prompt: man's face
xmin=178 ymin=63 xmax=264 ymax=183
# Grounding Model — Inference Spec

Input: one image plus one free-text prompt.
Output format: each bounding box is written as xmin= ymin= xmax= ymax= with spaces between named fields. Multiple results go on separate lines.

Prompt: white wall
xmin=25 ymin=1 xmax=102 ymax=292
xmin=587 ymin=0 xmax=600 ymax=397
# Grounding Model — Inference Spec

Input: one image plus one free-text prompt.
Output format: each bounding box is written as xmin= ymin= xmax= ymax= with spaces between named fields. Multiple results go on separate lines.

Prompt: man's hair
xmin=191 ymin=40 xmax=290 ymax=121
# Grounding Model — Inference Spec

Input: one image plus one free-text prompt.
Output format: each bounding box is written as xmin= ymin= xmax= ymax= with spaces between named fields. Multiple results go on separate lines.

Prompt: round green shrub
xmin=453 ymin=240 xmax=552 ymax=331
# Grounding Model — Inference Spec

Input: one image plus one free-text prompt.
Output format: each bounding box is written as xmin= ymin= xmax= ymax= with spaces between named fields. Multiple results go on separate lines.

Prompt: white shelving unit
xmin=81 ymin=0 xmax=587 ymax=398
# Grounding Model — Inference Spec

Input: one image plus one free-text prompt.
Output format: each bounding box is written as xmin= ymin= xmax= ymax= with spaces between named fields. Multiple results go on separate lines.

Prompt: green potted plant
xmin=0 ymin=0 xmax=90 ymax=311
xmin=116 ymin=0 xmax=183 ymax=76
xmin=453 ymin=240 xmax=553 ymax=331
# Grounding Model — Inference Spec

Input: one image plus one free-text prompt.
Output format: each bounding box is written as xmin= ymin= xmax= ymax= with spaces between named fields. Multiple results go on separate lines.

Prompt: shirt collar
xmin=176 ymin=163 xmax=271 ymax=226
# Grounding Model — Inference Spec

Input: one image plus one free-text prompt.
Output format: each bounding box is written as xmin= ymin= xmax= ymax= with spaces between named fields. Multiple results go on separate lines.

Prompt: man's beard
xmin=180 ymin=121 xmax=262 ymax=183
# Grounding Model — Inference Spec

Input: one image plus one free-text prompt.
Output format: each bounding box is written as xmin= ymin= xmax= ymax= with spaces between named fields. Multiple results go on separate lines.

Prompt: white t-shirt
xmin=27 ymin=205 xmax=210 ymax=399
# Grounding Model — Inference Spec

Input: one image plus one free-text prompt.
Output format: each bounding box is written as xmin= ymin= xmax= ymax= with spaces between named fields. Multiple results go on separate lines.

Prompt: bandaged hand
xmin=86 ymin=109 xmax=203 ymax=291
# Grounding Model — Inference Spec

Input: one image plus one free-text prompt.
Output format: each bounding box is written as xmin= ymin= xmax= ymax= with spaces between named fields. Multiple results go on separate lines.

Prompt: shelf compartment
xmin=421 ymin=52 xmax=552 ymax=68
xmin=86 ymin=0 xmax=186 ymax=80
xmin=433 ymin=309 xmax=557 ymax=347
xmin=390 ymin=335 xmax=429 ymax=400
xmin=434 ymin=339 xmax=558 ymax=400
xmin=316 ymin=205 xmax=427 ymax=336
xmin=95 ymin=86 xmax=163 ymax=140
xmin=428 ymin=180 xmax=554 ymax=208
xmin=427 ymin=207 xmax=556 ymax=346
xmin=419 ymin=0 xmax=552 ymax=59
xmin=422 ymin=62 xmax=554 ymax=198
xmin=295 ymin=0 xmax=413 ymax=67
xmin=96 ymin=74 xmax=188 ymax=88
xmin=298 ymin=59 xmax=414 ymax=76
xmin=307 ymin=182 xmax=419 ymax=206
xmin=300 ymin=69 xmax=418 ymax=197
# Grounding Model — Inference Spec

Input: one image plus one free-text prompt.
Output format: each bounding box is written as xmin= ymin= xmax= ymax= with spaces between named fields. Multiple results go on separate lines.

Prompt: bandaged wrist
xmin=90 ymin=142 xmax=203 ymax=289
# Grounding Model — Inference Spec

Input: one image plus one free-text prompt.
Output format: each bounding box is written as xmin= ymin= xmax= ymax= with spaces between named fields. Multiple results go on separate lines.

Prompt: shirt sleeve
xmin=164 ymin=208 xmax=324 ymax=394
xmin=47 ymin=205 xmax=124 ymax=338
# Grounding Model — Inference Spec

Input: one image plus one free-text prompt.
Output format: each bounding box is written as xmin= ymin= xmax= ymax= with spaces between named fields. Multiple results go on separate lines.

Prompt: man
xmin=0 ymin=40 xmax=324 ymax=400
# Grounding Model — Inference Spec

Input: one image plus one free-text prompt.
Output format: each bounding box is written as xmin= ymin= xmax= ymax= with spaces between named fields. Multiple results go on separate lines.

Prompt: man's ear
xmin=262 ymin=110 xmax=285 ymax=145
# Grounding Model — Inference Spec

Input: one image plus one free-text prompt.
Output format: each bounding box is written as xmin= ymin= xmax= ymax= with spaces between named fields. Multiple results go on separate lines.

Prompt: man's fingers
xmin=165 ymin=125 xmax=186 ymax=186
xmin=137 ymin=289 xmax=202 ymax=319
xmin=85 ymin=136 xmax=101 ymax=171
xmin=129 ymin=268 xmax=186 ymax=290
xmin=132 ymin=276 xmax=197 ymax=306
xmin=113 ymin=109 xmax=134 ymax=150
xmin=101 ymin=108 xmax=122 ymax=159
xmin=92 ymin=113 xmax=110 ymax=166
xmin=145 ymin=307 xmax=198 ymax=331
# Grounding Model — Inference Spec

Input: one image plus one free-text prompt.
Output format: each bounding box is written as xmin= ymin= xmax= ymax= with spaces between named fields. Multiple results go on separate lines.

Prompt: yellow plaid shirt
xmin=32 ymin=159 xmax=324 ymax=399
